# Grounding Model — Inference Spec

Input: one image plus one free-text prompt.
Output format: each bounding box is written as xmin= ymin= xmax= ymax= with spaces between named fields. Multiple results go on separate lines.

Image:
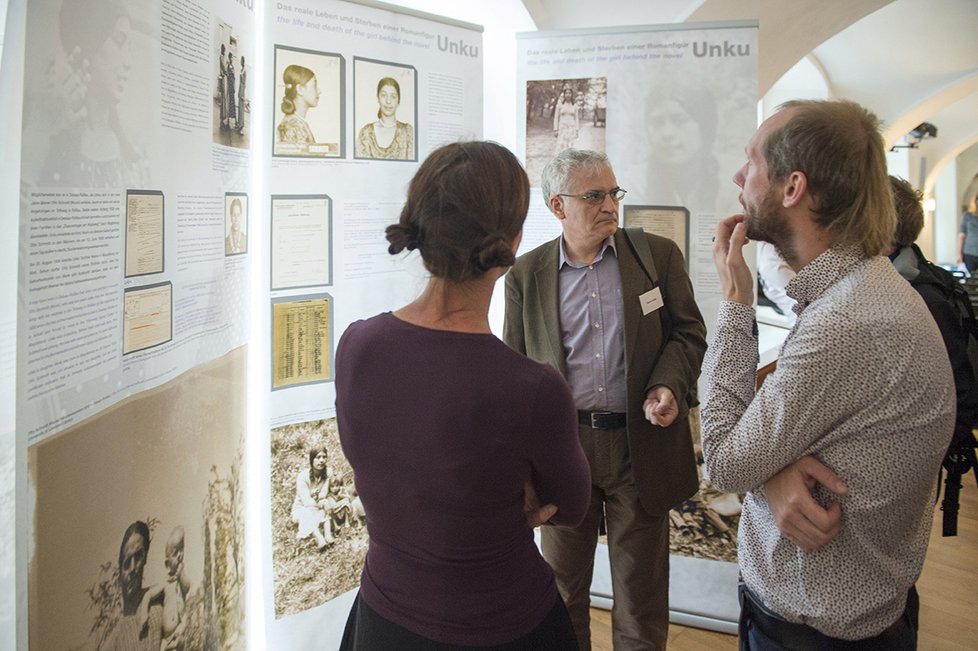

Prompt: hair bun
xmin=385 ymin=222 xmax=422 ymax=255
xmin=473 ymin=234 xmax=515 ymax=273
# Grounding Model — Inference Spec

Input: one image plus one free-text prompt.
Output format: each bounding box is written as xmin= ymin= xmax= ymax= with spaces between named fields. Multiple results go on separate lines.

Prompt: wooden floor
xmin=589 ymin=474 xmax=978 ymax=650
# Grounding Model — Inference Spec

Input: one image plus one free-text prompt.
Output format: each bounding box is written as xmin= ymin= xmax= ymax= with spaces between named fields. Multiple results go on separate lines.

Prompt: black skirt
xmin=339 ymin=591 xmax=579 ymax=651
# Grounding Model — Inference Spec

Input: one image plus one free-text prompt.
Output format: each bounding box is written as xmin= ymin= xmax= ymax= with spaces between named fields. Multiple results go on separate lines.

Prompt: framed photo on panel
xmin=225 ymin=192 xmax=248 ymax=256
xmin=270 ymin=195 xmax=332 ymax=290
xmin=270 ymin=294 xmax=333 ymax=390
xmin=353 ymin=57 xmax=417 ymax=162
xmin=272 ymin=45 xmax=345 ymax=158
xmin=124 ymin=190 xmax=164 ymax=278
xmin=622 ymin=205 xmax=690 ymax=264
xmin=123 ymin=281 xmax=173 ymax=354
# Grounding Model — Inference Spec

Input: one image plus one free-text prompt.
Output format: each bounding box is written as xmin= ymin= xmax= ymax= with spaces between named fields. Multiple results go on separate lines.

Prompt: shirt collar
xmin=785 ymin=245 xmax=865 ymax=311
xmin=558 ymin=235 xmax=618 ymax=269
xmin=889 ymin=245 xmax=921 ymax=282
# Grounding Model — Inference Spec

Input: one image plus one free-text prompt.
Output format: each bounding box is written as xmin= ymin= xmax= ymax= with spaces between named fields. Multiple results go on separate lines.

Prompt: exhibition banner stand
xmin=516 ymin=20 xmax=758 ymax=633
xmin=11 ymin=0 xmax=483 ymax=649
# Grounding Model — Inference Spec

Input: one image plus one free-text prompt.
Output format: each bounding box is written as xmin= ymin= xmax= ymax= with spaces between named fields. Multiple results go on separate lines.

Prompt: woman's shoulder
xmin=338 ymin=313 xmax=395 ymax=349
xmin=491 ymin=339 xmax=565 ymax=384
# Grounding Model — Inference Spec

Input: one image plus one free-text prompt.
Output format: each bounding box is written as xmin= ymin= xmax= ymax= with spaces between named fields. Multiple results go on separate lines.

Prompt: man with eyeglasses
xmin=504 ymin=148 xmax=706 ymax=650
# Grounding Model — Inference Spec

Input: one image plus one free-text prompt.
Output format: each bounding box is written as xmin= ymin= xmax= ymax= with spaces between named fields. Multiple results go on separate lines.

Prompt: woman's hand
xmin=523 ymin=480 xmax=557 ymax=527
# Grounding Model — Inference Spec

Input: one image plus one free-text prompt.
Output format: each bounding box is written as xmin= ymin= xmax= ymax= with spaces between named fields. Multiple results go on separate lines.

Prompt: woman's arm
xmin=294 ymin=472 xmax=317 ymax=507
xmin=526 ymin=369 xmax=591 ymax=527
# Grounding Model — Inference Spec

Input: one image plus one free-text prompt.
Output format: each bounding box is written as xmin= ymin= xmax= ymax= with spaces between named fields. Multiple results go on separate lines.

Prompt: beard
xmin=741 ymin=187 xmax=795 ymax=262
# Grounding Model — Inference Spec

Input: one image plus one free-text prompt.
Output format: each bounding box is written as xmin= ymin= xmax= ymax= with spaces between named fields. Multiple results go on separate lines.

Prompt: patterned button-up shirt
xmin=702 ymin=246 xmax=954 ymax=639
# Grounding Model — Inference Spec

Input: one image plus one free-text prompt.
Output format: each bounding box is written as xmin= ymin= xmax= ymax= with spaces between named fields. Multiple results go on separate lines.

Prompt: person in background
xmin=756 ymin=241 xmax=797 ymax=323
xmin=336 ymin=141 xmax=590 ymax=650
xmin=957 ymin=191 xmax=978 ymax=272
xmin=504 ymin=148 xmax=707 ymax=650
xmin=704 ymin=99 xmax=954 ymax=649
xmin=887 ymin=176 xmax=978 ymax=532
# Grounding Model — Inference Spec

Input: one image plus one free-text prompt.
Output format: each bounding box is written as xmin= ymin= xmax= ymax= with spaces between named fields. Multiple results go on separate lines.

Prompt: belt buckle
xmin=590 ymin=411 xmax=611 ymax=428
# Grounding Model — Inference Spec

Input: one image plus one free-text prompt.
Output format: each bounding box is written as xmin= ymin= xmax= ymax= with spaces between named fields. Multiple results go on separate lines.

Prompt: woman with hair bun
xmin=276 ymin=64 xmax=319 ymax=147
xmin=335 ymin=141 xmax=589 ymax=649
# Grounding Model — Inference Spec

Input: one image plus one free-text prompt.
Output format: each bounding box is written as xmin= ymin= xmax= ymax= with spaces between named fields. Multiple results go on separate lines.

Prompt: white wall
xmin=380 ymin=0 xmax=536 ymax=149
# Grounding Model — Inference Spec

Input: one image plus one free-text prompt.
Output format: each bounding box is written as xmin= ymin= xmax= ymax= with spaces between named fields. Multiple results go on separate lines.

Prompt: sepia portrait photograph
xmin=270 ymin=418 xmax=366 ymax=619
xmin=623 ymin=204 xmax=690 ymax=262
xmin=20 ymin=0 xmax=157 ymax=191
xmin=525 ymin=77 xmax=606 ymax=186
xmin=214 ymin=20 xmax=250 ymax=149
xmin=353 ymin=57 xmax=417 ymax=162
xmin=272 ymin=45 xmax=344 ymax=158
xmin=225 ymin=192 xmax=248 ymax=256
xmin=29 ymin=348 xmax=248 ymax=650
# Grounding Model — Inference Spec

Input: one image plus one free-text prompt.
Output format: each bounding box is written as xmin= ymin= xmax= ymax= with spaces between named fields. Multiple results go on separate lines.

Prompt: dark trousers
xmin=738 ymin=583 xmax=919 ymax=650
xmin=542 ymin=424 xmax=670 ymax=651
xmin=339 ymin=591 xmax=579 ymax=650
xmin=964 ymin=254 xmax=978 ymax=273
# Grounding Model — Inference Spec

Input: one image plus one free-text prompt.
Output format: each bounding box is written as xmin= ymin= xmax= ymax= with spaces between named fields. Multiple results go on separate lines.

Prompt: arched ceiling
xmin=521 ymin=0 xmax=978 ymax=187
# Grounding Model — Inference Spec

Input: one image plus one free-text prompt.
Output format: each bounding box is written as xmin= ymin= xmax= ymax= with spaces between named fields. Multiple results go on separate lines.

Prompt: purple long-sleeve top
xmin=335 ymin=312 xmax=590 ymax=646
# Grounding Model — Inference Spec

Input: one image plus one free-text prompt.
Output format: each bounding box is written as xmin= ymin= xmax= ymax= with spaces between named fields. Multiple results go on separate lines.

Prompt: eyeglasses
xmin=557 ymin=187 xmax=627 ymax=205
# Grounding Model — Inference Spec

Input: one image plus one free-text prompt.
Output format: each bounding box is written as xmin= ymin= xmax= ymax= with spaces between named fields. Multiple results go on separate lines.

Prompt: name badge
xmin=639 ymin=287 xmax=663 ymax=316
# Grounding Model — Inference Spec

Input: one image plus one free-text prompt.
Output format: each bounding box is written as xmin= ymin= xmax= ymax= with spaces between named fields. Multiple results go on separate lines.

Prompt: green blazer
xmin=503 ymin=229 xmax=707 ymax=514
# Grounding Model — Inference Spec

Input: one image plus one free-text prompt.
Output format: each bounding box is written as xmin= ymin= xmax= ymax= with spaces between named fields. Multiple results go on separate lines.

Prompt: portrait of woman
xmin=291 ymin=446 xmax=352 ymax=550
xmin=276 ymin=64 xmax=320 ymax=148
xmin=645 ymin=84 xmax=720 ymax=210
xmin=355 ymin=76 xmax=414 ymax=161
xmin=26 ymin=0 xmax=150 ymax=188
xmin=335 ymin=141 xmax=589 ymax=649
xmin=552 ymin=86 xmax=579 ymax=154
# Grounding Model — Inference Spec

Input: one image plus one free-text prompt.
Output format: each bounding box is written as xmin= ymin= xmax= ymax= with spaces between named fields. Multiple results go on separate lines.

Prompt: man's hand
xmin=713 ymin=214 xmax=754 ymax=305
xmin=764 ymin=456 xmax=849 ymax=551
xmin=523 ymin=480 xmax=557 ymax=528
xmin=643 ymin=386 xmax=678 ymax=427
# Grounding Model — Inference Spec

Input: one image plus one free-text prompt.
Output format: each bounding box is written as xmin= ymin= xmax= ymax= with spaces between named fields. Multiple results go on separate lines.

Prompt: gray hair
xmin=541 ymin=149 xmax=611 ymax=208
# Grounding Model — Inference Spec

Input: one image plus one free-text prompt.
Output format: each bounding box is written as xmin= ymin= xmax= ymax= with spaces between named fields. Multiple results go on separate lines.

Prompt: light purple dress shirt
xmin=558 ymin=236 xmax=626 ymax=412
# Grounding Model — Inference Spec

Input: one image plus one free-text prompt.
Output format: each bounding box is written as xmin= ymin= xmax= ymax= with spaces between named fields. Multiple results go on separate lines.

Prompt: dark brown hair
xmin=386 ymin=141 xmax=529 ymax=282
xmin=889 ymin=176 xmax=924 ymax=248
